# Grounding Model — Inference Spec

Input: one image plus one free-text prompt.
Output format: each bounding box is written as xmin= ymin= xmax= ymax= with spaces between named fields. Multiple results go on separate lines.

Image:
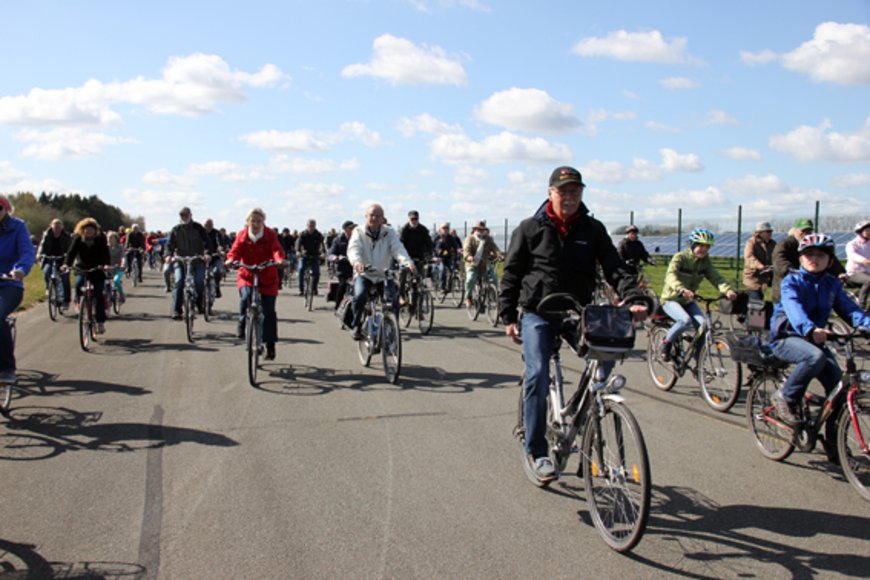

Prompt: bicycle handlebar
xmin=229 ymin=260 xmax=282 ymax=271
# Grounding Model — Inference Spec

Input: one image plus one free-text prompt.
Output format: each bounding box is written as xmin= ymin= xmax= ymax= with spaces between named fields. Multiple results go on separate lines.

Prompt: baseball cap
xmin=626 ymin=224 xmax=639 ymax=233
xmin=793 ymin=218 xmax=813 ymax=231
xmin=473 ymin=219 xmax=488 ymax=231
xmin=341 ymin=220 xmax=356 ymax=230
xmin=549 ymin=166 xmax=584 ymax=188
xmin=179 ymin=206 xmax=192 ymax=215
xmin=408 ymin=210 xmax=419 ymax=219
xmin=755 ymin=221 xmax=773 ymax=232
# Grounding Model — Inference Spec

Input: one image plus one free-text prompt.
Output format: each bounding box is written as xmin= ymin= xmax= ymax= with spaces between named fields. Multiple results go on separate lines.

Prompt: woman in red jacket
xmin=226 ymin=208 xmax=285 ymax=360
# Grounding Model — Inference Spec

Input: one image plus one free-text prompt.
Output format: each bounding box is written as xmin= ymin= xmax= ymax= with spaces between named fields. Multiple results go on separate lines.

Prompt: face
xmin=83 ymin=225 xmax=97 ymax=239
xmin=860 ymin=227 xmax=870 ymax=240
xmin=204 ymin=219 xmax=213 ymax=230
xmin=799 ymin=248 xmax=830 ymax=272
xmin=627 ymin=230 xmax=638 ymax=240
xmin=797 ymin=228 xmax=812 ymax=239
xmin=51 ymin=221 xmax=63 ymax=234
xmin=307 ymin=221 xmax=316 ymax=232
xmin=548 ymin=183 xmax=583 ymax=219
xmin=692 ymin=243 xmax=710 ymax=258
xmin=248 ymin=214 xmax=264 ymax=234
xmin=759 ymin=230 xmax=772 ymax=241
xmin=365 ymin=206 xmax=385 ymax=229
xmin=409 ymin=214 xmax=419 ymax=226
xmin=180 ymin=211 xmax=191 ymax=223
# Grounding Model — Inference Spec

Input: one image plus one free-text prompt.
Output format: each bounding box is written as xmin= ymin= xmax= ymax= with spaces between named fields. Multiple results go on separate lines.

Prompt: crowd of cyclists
xmin=0 ymin=169 xmax=868 ymax=513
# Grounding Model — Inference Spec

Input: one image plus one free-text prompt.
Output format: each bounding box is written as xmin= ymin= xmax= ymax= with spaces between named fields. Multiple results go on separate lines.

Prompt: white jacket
xmin=347 ymin=225 xmax=412 ymax=283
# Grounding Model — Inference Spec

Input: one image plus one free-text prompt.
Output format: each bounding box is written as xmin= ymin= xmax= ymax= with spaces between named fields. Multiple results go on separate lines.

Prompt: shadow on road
xmin=10 ymin=369 xmax=151 ymax=406
xmin=98 ymin=337 xmax=221 ymax=354
xmin=0 ymin=405 xmax=238 ymax=461
xmin=0 ymin=537 xmax=146 ymax=579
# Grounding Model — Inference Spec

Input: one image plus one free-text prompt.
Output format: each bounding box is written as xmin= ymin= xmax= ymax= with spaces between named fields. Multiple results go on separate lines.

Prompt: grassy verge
xmin=19 ymin=266 xmax=47 ymax=312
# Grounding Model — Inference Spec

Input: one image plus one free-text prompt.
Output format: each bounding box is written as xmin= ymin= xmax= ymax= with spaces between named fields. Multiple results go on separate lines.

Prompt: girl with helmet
xmin=845 ymin=220 xmax=870 ymax=309
xmin=769 ymin=233 xmax=870 ymax=428
xmin=659 ymin=228 xmax=738 ymax=360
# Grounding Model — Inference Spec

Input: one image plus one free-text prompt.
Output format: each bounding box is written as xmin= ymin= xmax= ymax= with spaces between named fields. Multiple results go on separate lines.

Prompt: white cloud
xmin=572 ymin=30 xmax=699 ymax=64
xmin=269 ymin=155 xmax=360 ymax=174
xmin=650 ymin=186 xmax=724 ymax=207
xmin=17 ymin=128 xmax=135 ymax=160
xmin=142 ymin=168 xmax=195 ymax=187
xmin=454 ymin=165 xmax=488 ymax=184
xmin=341 ymin=34 xmax=467 ymax=86
xmin=240 ymin=129 xmax=331 ymax=152
xmin=723 ymin=173 xmax=787 ymax=196
xmin=406 ymin=0 xmax=491 ymax=13
xmin=660 ymin=148 xmax=703 ymax=172
xmin=340 ymin=121 xmax=381 ymax=147
xmin=833 ymin=172 xmax=870 ymax=188
xmin=583 ymin=109 xmax=636 ymax=137
xmin=187 ymin=161 xmax=240 ymax=177
xmin=582 ymin=158 xmax=662 ymax=183
xmin=474 ymin=88 xmax=581 ymax=133
xmin=0 ymin=54 xmax=287 ymax=126
xmin=397 ymin=113 xmax=463 ymax=137
xmin=739 ymin=49 xmax=779 ymax=65
xmin=645 ymin=120 xmax=680 ymax=133
xmin=781 ymin=22 xmax=870 ymax=85
xmin=0 ymin=160 xmax=26 ymax=184
xmin=702 ymin=109 xmax=738 ymax=126
xmin=769 ymin=117 xmax=870 ymax=162
xmin=429 ymin=131 xmax=571 ymax=164
xmin=721 ymin=147 xmax=762 ymax=161
xmin=660 ymin=77 xmax=698 ymax=89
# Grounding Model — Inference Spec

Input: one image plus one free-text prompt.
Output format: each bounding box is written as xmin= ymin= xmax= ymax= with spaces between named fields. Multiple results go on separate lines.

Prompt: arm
xmin=743 ymin=238 xmax=763 ymax=271
xmin=12 ymin=220 xmax=36 ymax=277
xmin=271 ymin=234 xmax=286 ymax=263
xmin=705 ymin=260 xmax=735 ymax=295
xmin=780 ymin=276 xmax=817 ymax=338
xmin=498 ymin=226 xmax=527 ymax=326
xmin=772 ymin=240 xmax=792 ymax=279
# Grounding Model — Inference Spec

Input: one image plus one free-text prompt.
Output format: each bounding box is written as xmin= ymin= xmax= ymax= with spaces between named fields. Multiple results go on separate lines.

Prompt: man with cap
xmin=166 ymin=206 xmax=209 ymax=319
xmin=399 ymin=210 xmax=433 ymax=304
xmin=772 ymin=217 xmax=844 ymax=303
xmin=499 ymin=166 xmax=647 ymax=484
xmin=617 ymin=224 xmax=654 ymax=267
xmin=462 ymin=220 xmax=501 ymax=307
xmin=742 ymin=221 xmax=776 ymax=301
xmin=327 ymin=220 xmax=356 ymax=310
xmin=433 ymin=222 xmax=461 ymax=292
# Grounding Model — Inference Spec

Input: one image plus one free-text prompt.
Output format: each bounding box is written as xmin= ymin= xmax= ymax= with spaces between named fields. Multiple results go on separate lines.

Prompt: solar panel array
xmin=639 ymin=231 xmax=854 ymax=259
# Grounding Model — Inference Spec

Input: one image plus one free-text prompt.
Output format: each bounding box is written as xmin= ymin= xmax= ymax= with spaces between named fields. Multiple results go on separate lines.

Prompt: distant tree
xmin=6 ymin=191 xmax=141 ymax=235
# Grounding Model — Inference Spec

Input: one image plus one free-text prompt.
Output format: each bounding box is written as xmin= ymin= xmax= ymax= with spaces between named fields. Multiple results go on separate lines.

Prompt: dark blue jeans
xmin=238 ymin=286 xmax=277 ymax=343
xmin=0 ymin=285 xmax=23 ymax=374
xmin=298 ymin=257 xmax=320 ymax=293
xmin=771 ymin=336 xmax=842 ymax=404
xmin=173 ymin=262 xmax=205 ymax=315
xmin=351 ymin=276 xmax=397 ymax=328
xmin=42 ymin=259 xmax=71 ymax=306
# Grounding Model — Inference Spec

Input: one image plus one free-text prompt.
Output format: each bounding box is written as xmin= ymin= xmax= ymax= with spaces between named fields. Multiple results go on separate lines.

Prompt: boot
xmin=265 ymin=342 xmax=276 ymax=361
xmin=661 ymin=339 xmax=673 ymax=362
xmin=237 ymin=320 xmax=245 ymax=338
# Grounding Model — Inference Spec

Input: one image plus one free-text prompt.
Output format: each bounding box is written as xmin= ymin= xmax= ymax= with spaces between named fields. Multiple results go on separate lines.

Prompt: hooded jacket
xmin=347 ymin=225 xmax=412 ymax=283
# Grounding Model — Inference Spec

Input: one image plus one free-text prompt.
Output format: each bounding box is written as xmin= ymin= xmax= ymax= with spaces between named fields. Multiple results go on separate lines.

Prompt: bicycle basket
xmin=726 ymin=332 xmax=774 ymax=366
xmin=580 ymin=304 xmax=635 ymax=360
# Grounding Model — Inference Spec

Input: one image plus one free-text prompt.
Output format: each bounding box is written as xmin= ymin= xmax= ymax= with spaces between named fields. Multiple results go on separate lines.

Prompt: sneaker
xmin=773 ymin=389 xmax=800 ymax=425
xmin=237 ymin=321 xmax=245 ymax=338
xmin=215 ymin=288 xmax=222 ymax=298
xmin=265 ymin=343 xmax=276 ymax=361
xmin=660 ymin=339 xmax=673 ymax=362
xmin=351 ymin=326 xmax=362 ymax=341
xmin=96 ymin=322 xmax=106 ymax=335
xmin=533 ymin=456 xmax=557 ymax=482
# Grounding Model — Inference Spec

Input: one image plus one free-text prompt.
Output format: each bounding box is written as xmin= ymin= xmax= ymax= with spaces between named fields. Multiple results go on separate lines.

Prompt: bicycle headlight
xmin=607 ymin=374 xmax=626 ymax=393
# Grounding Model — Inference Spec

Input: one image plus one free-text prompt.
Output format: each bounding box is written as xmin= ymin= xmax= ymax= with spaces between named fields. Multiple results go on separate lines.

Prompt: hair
xmin=50 ymin=218 xmax=63 ymax=227
xmin=74 ymin=217 xmax=100 ymax=237
xmin=107 ymin=231 xmax=119 ymax=243
xmin=246 ymin=208 xmax=266 ymax=222
xmin=0 ymin=195 xmax=12 ymax=213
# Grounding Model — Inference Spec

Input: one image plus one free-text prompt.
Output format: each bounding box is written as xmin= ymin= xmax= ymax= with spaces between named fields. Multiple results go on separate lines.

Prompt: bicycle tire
xmin=836 ymin=393 xmax=870 ymax=501
xmin=203 ymin=280 xmax=213 ymax=323
xmin=745 ymin=374 xmax=795 ymax=461
xmin=185 ymin=293 xmax=195 ymax=343
xmin=382 ymin=311 xmax=402 ymax=384
xmin=418 ymin=289 xmax=434 ymax=335
xmin=132 ymin=262 xmax=140 ymax=287
xmin=698 ymin=335 xmax=742 ymax=412
xmin=466 ymin=286 xmax=480 ymax=321
xmin=646 ymin=326 xmax=677 ymax=391
xmin=78 ymin=298 xmax=90 ymax=352
xmin=582 ymin=400 xmax=650 ymax=553
xmin=47 ymin=279 xmax=59 ymax=321
xmin=246 ymin=310 xmax=259 ymax=386
xmin=305 ymin=271 xmax=314 ymax=312
xmin=112 ymin=292 xmax=122 ymax=315
xmin=0 ymin=383 xmax=12 ymax=415
xmin=357 ymin=313 xmax=373 ymax=367
xmin=400 ymin=288 xmax=414 ymax=328
xmin=484 ymin=284 xmax=499 ymax=327
xmin=450 ymin=272 xmax=463 ymax=307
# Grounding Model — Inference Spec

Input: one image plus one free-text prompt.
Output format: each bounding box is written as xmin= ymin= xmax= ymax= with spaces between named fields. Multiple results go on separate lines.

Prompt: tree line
xmin=6 ymin=192 xmax=143 ymax=238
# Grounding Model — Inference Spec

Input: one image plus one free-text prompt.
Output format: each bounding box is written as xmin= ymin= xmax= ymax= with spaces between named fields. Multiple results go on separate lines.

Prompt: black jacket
xmin=327 ymin=233 xmax=353 ymax=278
xmin=296 ymin=229 xmax=324 ymax=257
xmin=167 ymin=221 xmax=208 ymax=257
xmin=37 ymin=228 xmax=72 ymax=262
xmin=499 ymin=201 xmax=638 ymax=325
xmin=399 ymin=223 xmax=433 ymax=261
xmin=66 ymin=234 xmax=110 ymax=283
xmin=617 ymin=237 xmax=651 ymax=265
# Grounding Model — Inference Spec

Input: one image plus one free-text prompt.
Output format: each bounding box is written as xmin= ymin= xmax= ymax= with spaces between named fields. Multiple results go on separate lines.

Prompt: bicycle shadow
xmin=0 ymin=537 xmax=147 ymax=579
xmin=413 ymin=323 xmax=506 ymax=341
xmin=98 ymin=338 xmax=220 ymax=353
xmin=399 ymin=364 xmax=518 ymax=392
xmin=0 ymin=405 xmax=238 ymax=460
xmin=255 ymin=364 xmax=385 ymax=395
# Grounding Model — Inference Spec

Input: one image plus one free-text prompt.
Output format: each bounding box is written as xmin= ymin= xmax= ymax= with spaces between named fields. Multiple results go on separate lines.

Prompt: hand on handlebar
xmin=681 ymin=288 xmax=695 ymax=300
xmin=811 ymin=327 xmax=831 ymax=345
xmin=505 ymin=323 xmax=522 ymax=344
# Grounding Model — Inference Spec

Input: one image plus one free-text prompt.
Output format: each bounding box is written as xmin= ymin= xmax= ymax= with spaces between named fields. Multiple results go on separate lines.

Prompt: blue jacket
xmin=0 ymin=215 xmax=35 ymax=289
xmin=770 ymin=267 xmax=870 ymax=342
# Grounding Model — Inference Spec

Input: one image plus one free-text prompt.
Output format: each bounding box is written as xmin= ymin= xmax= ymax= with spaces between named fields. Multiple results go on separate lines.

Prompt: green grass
xmin=20 ymin=266 xmax=48 ymax=312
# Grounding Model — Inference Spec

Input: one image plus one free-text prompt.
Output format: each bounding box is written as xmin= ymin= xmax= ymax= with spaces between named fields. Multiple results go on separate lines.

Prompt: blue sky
xmin=1 ymin=0 xmax=868 ymax=234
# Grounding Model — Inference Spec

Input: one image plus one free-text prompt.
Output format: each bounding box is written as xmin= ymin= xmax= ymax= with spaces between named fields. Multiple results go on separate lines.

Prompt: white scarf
xmin=248 ymin=227 xmax=263 ymax=242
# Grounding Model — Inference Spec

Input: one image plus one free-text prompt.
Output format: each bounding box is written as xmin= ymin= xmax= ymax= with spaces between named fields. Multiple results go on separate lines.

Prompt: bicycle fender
xmin=601 ymin=394 xmax=626 ymax=404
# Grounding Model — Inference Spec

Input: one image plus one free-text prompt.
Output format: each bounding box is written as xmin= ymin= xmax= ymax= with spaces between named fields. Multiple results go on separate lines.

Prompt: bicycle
xmin=71 ymin=266 xmax=105 ymax=352
xmin=400 ymin=264 xmax=435 ymax=335
xmin=745 ymin=327 xmax=870 ymax=501
xmin=513 ymin=293 xmax=650 ymax=552
xmin=106 ymin=267 xmax=123 ymax=316
xmin=173 ymin=256 xmax=204 ymax=343
xmin=647 ymin=294 xmax=743 ymax=412
xmin=625 ymin=259 xmax=660 ymax=314
xmin=356 ymin=268 xmax=402 ymax=384
xmin=592 ymin=268 xmax=620 ymax=306
xmin=127 ymin=248 xmax=143 ymax=287
xmin=434 ymin=257 xmax=463 ymax=307
xmin=230 ymin=260 xmax=280 ymax=387
xmin=299 ymin=255 xmax=317 ymax=312
xmin=203 ymin=259 xmax=217 ymax=323
xmin=0 ymin=273 xmax=17 ymax=414
xmin=465 ymin=258 xmax=500 ymax=326
xmin=40 ymin=255 xmax=67 ymax=321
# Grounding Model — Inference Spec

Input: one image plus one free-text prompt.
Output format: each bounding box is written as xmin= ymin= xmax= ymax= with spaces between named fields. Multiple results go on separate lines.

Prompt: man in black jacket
xmin=36 ymin=219 xmax=72 ymax=310
xmin=327 ymin=220 xmax=355 ymax=310
xmin=295 ymin=219 xmax=324 ymax=296
xmin=399 ymin=210 xmax=433 ymax=303
xmin=166 ymin=207 xmax=209 ymax=319
xmin=124 ymin=224 xmax=146 ymax=282
xmin=499 ymin=166 xmax=647 ymax=483
xmin=617 ymin=225 xmax=654 ymax=267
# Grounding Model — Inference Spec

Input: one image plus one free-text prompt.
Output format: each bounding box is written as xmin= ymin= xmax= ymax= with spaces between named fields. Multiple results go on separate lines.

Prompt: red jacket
xmin=226 ymin=226 xmax=285 ymax=296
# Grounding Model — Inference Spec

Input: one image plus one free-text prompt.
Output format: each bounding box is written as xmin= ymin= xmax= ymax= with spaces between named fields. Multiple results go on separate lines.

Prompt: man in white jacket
xmin=347 ymin=204 xmax=416 ymax=339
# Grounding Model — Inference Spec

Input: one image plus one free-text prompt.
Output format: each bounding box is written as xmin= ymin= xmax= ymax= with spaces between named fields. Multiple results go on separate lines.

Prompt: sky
xmin=1 ymin=0 xmax=869 ymax=235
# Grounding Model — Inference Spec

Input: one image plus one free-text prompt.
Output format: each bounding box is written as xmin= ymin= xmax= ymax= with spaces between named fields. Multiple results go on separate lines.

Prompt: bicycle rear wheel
xmin=582 ymin=400 xmax=650 ymax=553
xmin=745 ymin=374 xmax=794 ymax=461
xmin=48 ymin=280 xmax=59 ymax=321
xmin=837 ymin=393 xmax=870 ymax=501
xmin=246 ymin=310 xmax=259 ymax=386
xmin=357 ymin=313 xmax=373 ymax=367
xmin=78 ymin=299 xmax=91 ymax=352
xmin=698 ymin=336 xmax=742 ymax=412
xmin=400 ymin=289 xmax=414 ymax=328
xmin=466 ymin=287 xmax=480 ymax=320
xmin=305 ymin=272 xmax=314 ymax=311
xmin=132 ymin=262 xmax=140 ymax=287
xmin=646 ymin=326 xmax=677 ymax=391
xmin=112 ymin=292 xmax=122 ymax=315
xmin=418 ymin=289 xmax=434 ymax=335
xmin=382 ymin=312 xmax=402 ymax=384
xmin=203 ymin=280 xmax=214 ymax=323
xmin=0 ymin=383 xmax=13 ymax=415
xmin=484 ymin=285 xmax=499 ymax=327
xmin=185 ymin=293 xmax=195 ymax=343
xmin=449 ymin=272 xmax=463 ymax=307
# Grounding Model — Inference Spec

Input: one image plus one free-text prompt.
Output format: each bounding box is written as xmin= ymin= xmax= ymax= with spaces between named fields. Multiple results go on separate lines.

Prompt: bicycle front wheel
xmin=246 ymin=311 xmax=259 ymax=387
xmin=305 ymin=274 xmax=314 ymax=311
xmin=48 ymin=280 xmax=59 ymax=321
xmin=484 ymin=285 xmax=499 ymax=327
xmin=582 ymin=400 xmax=650 ymax=553
xmin=646 ymin=326 xmax=677 ymax=391
xmin=132 ymin=263 xmax=140 ymax=287
xmin=0 ymin=383 xmax=13 ymax=415
xmin=78 ymin=299 xmax=90 ymax=351
xmin=837 ymin=393 xmax=870 ymax=501
xmin=418 ymin=290 xmax=434 ymax=335
xmin=357 ymin=314 xmax=373 ymax=367
xmin=382 ymin=312 xmax=402 ymax=384
xmin=185 ymin=294 xmax=195 ymax=343
xmin=698 ymin=335 xmax=742 ymax=412
xmin=745 ymin=374 xmax=795 ymax=461
xmin=449 ymin=273 xmax=463 ymax=307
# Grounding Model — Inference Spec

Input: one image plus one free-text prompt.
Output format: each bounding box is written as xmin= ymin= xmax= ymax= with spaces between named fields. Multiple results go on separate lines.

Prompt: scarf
xmin=545 ymin=202 xmax=581 ymax=238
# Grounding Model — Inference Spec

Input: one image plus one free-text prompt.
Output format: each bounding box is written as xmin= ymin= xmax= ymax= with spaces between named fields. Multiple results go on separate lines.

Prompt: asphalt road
xmin=0 ymin=270 xmax=867 ymax=579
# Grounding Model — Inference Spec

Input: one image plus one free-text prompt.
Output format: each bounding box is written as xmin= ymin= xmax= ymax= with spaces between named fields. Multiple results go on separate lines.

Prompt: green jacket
xmin=661 ymin=248 xmax=733 ymax=304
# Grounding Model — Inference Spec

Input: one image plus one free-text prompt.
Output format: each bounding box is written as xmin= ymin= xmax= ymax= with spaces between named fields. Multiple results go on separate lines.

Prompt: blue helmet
xmin=689 ymin=227 xmax=715 ymax=246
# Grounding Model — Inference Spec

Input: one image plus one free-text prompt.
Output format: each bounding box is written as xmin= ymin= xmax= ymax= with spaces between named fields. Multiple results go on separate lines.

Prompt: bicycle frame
xmin=658 ymin=296 xmax=720 ymax=376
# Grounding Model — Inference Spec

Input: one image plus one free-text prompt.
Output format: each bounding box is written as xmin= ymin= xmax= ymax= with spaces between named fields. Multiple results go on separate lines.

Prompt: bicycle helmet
xmin=689 ymin=227 xmax=715 ymax=246
xmin=855 ymin=220 xmax=870 ymax=233
xmin=797 ymin=232 xmax=836 ymax=255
